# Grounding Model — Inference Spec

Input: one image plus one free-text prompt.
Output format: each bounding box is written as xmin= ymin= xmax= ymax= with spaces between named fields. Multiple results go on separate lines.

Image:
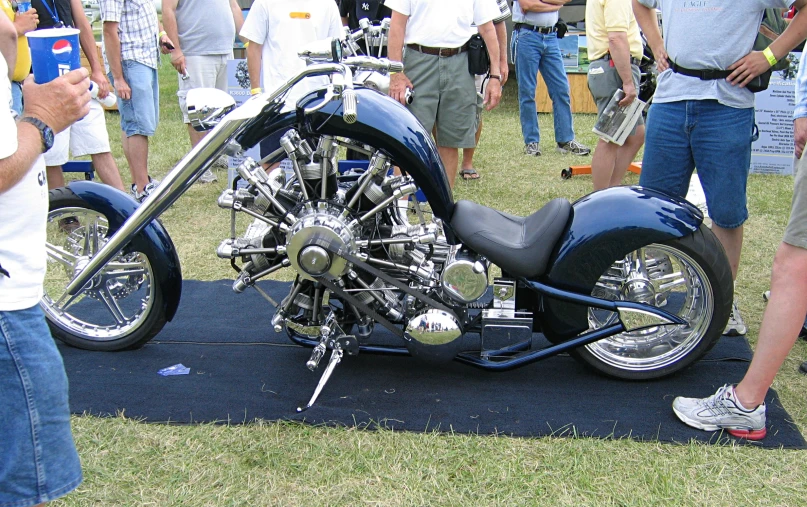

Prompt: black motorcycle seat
xmin=450 ymin=198 xmax=572 ymax=278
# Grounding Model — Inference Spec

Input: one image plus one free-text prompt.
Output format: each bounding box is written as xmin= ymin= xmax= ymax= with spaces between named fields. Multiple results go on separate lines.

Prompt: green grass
xmin=54 ymin=57 xmax=807 ymax=506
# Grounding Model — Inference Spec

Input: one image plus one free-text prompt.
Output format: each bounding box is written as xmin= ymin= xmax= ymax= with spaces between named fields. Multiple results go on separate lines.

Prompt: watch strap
xmin=20 ymin=116 xmax=53 ymax=151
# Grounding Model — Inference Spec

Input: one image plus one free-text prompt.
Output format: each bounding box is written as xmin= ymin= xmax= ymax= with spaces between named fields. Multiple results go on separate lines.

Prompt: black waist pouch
xmin=467 ymin=34 xmax=489 ymax=75
xmin=669 ymin=58 xmax=773 ymax=93
xmin=746 ymin=69 xmax=772 ymax=93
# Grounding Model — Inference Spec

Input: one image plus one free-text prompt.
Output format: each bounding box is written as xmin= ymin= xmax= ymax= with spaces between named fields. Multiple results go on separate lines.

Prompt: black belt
xmin=406 ymin=42 xmax=469 ymax=57
xmin=514 ymin=23 xmax=557 ymax=34
xmin=596 ymin=53 xmax=642 ymax=67
xmin=667 ymin=58 xmax=731 ymax=81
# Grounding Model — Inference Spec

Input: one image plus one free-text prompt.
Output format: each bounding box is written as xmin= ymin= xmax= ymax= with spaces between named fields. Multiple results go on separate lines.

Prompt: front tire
xmin=570 ymin=225 xmax=733 ymax=379
xmin=41 ymin=187 xmax=167 ymax=351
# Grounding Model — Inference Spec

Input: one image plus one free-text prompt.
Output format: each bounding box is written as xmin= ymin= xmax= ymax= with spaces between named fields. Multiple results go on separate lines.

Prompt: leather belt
xmin=597 ymin=53 xmax=642 ymax=67
xmin=514 ymin=23 xmax=557 ymax=34
xmin=406 ymin=42 xmax=469 ymax=57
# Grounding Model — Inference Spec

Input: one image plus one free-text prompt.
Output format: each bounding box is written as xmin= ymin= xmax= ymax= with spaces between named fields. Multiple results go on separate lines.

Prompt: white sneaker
xmin=724 ymin=299 xmax=747 ymax=336
xmin=130 ymin=177 xmax=160 ymax=202
xmin=198 ymin=169 xmax=218 ymax=184
xmin=672 ymin=384 xmax=766 ymax=440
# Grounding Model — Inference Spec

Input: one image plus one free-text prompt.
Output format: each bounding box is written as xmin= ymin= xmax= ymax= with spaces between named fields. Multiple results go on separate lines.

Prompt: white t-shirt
xmin=385 ymin=0 xmax=500 ymax=47
xmin=240 ymin=0 xmax=343 ymax=102
xmin=0 ymin=55 xmax=49 ymax=311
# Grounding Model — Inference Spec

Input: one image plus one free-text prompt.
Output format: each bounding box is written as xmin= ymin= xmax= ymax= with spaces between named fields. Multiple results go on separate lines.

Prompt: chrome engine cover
xmin=285 ymin=202 xmax=356 ymax=281
xmin=405 ymin=309 xmax=463 ymax=363
xmin=441 ymin=246 xmax=489 ymax=303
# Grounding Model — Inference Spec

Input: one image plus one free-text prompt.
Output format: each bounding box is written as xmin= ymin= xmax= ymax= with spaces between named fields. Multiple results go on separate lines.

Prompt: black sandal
xmin=460 ymin=168 xmax=480 ymax=180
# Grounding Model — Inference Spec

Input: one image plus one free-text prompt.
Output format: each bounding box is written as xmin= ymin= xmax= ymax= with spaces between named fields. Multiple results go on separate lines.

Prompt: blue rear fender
xmin=66 ymin=181 xmax=183 ymax=322
xmin=536 ymin=186 xmax=704 ymax=341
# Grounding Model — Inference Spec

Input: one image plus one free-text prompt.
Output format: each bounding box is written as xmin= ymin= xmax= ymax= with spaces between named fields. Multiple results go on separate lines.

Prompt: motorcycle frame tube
xmin=535 ymin=186 xmax=704 ymax=341
xmin=64 ymin=181 xmax=183 ymax=321
xmin=64 ymin=63 xmax=352 ymax=296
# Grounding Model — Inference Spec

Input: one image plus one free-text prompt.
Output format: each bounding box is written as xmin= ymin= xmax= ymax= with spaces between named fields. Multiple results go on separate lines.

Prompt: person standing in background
xmin=162 ymin=0 xmax=244 ymax=184
xmin=512 ymin=0 xmax=590 ymax=157
xmin=585 ymin=0 xmax=644 ymax=190
xmin=99 ymin=0 xmax=173 ymax=201
xmin=459 ymin=0 xmax=510 ymax=181
xmin=1 ymin=0 xmax=36 ymax=114
xmin=240 ymin=0 xmax=342 ymax=162
xmin=33 ymin=0 xmax=126 ymax=200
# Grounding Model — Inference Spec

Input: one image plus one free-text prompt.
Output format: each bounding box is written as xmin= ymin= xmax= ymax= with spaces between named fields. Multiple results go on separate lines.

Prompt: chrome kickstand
xmin=297 ymin=347 xmax=343 ymax=413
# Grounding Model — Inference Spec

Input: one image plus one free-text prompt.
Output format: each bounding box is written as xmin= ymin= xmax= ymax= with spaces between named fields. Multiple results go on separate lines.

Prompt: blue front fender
xmin=67 ymin=181 xmax=183 ymax=322
xmin=538 ymin=186 xmax=704 ymax=341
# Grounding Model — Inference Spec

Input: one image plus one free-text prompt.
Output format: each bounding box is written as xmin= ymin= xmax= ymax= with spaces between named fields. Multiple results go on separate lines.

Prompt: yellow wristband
xmin=763 ymin=47 xmax=778 ymax=67
xmin=243 ymin=41 xmax=249 ymax=48
xmin=158 ymin=31 xmax=167 ymax=39
xmin=250 ymin=88 xmax=262 ymax=95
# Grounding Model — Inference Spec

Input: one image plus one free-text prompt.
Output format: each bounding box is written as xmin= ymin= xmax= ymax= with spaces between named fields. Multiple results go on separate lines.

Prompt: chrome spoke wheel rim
xmin=586 ymin=244 xmax=713 ymax=371
xmin=41 ymin=206 xmax=156 ymax=342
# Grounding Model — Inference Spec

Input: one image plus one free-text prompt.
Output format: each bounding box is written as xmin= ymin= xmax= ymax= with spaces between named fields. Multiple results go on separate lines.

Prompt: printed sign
xmin=751 ymin=52 xmax=801 ymax=175
xmin=227 ymin=59 xmax=261 ymax=187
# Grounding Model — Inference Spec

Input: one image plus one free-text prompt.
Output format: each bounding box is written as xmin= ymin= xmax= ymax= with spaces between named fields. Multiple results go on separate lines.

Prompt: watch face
xmin=43 ymin=127 xmax=54 ymax=150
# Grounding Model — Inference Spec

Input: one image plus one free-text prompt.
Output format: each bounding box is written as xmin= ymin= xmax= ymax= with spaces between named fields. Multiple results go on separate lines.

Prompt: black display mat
xmin=59 ymin=280 xmax=806 ymax=449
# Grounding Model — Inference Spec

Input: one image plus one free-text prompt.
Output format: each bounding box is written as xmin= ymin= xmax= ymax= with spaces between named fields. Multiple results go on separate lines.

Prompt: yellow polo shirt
xmin=1 ymin=0 xmax=31 ymax=82
xmin=585 ymin=0 xmax=643 ymax=62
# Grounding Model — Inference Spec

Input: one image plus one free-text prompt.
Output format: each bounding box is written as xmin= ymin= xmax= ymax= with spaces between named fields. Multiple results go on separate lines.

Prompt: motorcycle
xmin=42 ymin=38 xmax=733 ymax=411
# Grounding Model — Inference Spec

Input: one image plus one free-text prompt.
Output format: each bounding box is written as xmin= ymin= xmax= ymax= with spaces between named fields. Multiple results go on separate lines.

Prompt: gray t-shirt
xmin=512 ymin=1 xmax=558 ymax=27
xmin=639 ymin=0 xmax=793 ymax=109
xmin=176 ymin=0 xmax=236 ymax=56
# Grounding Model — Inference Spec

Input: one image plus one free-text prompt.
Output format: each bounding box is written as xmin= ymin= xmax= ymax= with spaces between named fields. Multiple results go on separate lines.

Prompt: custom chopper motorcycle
xmin=43 ymin=38 xmax=732 ymax=410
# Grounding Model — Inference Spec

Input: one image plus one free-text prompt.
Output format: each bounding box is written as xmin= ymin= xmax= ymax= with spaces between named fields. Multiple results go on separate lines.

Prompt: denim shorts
xmin=639 ymin=100 xmax=754 ymax=229
xmin=0 ymin=306 xmax=82 ymax=507
xmin=110 ymin=60 xmax=160 ymax=137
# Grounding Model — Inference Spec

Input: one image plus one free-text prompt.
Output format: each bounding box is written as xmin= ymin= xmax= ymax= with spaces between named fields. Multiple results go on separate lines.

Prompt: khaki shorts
xmin=177 ymin=53 xmax=231 ymax=123
xmin=44 ymin=100 xmax=111 ymax=166
xmin=404 ymin=48 xmax=477 ymax=148
xmin=784 ymin=153 xmax=807 ymax=248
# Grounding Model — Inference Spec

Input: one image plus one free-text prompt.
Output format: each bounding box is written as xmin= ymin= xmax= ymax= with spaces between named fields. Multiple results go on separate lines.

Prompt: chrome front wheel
xmin=42 ymin=188 xmax=166 ymax=350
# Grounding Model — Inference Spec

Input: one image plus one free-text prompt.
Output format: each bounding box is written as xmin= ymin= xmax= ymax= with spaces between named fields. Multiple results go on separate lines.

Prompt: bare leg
xmin=712 ymin=224 xmax=743 ymax=281
xmin=437 ymin=146 xmax=459 ymax=189
xmin=591 ymin=125 xmax=645 ymax=191
xmin=122 ymin=132 xmax=150 ymax=192
xmin=187 ymin=124 xmax=206 ymax=148
xmin=46 ymin=166 xmax=66 ymax=189
xmin=90 ymin=152 xmax=125 ymax=191
xmin=734 ymin=243 xmax=807 ymax=408
xmin=460 ymin=120 xmax=483 ymax=173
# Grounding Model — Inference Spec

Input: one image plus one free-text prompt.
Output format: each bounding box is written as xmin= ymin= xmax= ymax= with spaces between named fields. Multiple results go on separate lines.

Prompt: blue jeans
xmin=0 ymin=306 xmax=82 ymax=506
xmin=511 ymin=28 xmax=574 ymax=145
xmin=11 ymin=81 xmax=23 ymax=116
xmin=639 ymin=100 xmax=754 ymax=229
xmin=109 ymin=60 xmax=160 ymax=137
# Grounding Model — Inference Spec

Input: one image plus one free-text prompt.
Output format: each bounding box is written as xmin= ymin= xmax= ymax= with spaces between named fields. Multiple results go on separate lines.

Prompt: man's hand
xmin=14 ymin=8 xmax=38 ymax=34
xmin=90 ymin=69 xmax=110 ymax=99
xmin=727 ymin=51 xmax=771 ymax=88
xmin=484 ymin=79 xmax=501 ymax=111
xmin=389 ymin=72 xmax=413 ymax=106
xmin=619 ymin=82 xmax=637 ymax=107
xmin=22 ymin=68 xmax=91 ymax=133
xmin=159 ymin=33 xmax=175 ymax=54
xmin=112 ymin=75 xmax=131 ymax=100
xmin=499 ymin=57 xmax=509 ymax=86
xmin=170 ymin=49 xmax=186 ymax=75
xmin=653 ymin=44 xmax=669 ymax=72
xmin=795 ymin=117 xmax=807 ymax=159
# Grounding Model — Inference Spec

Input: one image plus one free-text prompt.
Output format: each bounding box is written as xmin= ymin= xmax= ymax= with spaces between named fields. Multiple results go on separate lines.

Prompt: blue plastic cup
xmin=17 ymin=2 xmax=31 ymax=12
xmin=26 ymin=28 xmax=81 ymax=84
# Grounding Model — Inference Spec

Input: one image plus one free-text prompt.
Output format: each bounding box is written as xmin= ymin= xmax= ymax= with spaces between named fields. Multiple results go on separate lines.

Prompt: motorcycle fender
xmin=536 ymin=186 xmax=703 ymax=342
xmin=66 ymin=181 xmax=183 ymax=322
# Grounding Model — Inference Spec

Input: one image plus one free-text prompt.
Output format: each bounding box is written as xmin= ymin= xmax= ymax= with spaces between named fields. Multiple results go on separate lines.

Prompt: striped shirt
xmin=99 ymin=0 xmax=159 ymax=69
xmin=493 ymin=0 xmax=511 ymax=24
xmin=795 ymin=56 xmax=807 ymax=120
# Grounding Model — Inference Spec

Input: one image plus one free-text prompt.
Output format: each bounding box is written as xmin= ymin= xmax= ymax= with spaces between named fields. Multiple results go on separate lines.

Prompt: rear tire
xmin=41 ymin=187 xmax=167 ymax=351
xmin=570 ymin=225 xmax=733 ymax=380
